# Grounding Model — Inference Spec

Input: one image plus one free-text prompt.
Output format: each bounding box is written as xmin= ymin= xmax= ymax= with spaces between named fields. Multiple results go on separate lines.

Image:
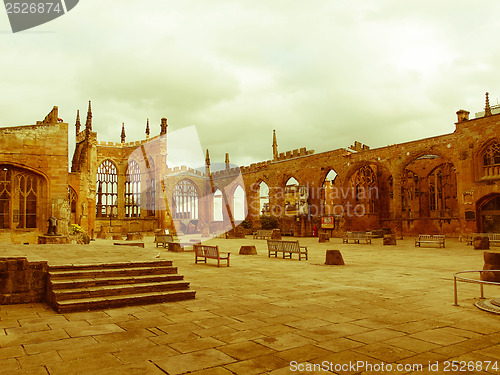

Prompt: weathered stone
xmin=38 ymin=235 xmax=69 ymax=244
xmin=126 ymin=233 xmax=143 ymax=241
xmin=481 ymin=251 xmax=500 ymax=282
xmin=474 ymin=236 xmax=490 ymax=250
xmin=383 ymin=234 xmax=397 ymax=245
xmin=271 ymin=229 xmax=282 ymax=240
xmin=168 ymin=243 xmax=184 ymax=252
xmin=319 ymin=232 xmax=329 ymax=243
xmin=239 ymin=246 xmax=257 ymax=255
xmin=325 ymin=250 xmax=345 ymax=265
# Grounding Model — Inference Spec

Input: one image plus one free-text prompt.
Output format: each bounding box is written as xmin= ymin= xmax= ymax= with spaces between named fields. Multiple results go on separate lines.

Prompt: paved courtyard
xmin=1 ymin=236 xmax=500 ymax=374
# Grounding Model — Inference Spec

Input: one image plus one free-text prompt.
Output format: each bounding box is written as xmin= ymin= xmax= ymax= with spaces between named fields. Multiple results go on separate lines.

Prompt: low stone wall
xmin=0 ymin=257 xmax=48 ymax=304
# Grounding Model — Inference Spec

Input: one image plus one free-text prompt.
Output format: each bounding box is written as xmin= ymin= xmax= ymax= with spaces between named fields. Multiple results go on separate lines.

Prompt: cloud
xmin=0 ymin=0 xmax=499 ymax=167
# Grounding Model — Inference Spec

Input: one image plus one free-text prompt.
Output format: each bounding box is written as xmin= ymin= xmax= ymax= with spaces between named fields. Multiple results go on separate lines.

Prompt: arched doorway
xmin=478 ymin=194 xmax=500 ymax=233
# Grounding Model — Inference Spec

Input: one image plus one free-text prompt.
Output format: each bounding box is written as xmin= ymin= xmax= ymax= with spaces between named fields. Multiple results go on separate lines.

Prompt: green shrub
xmin=260 ymin=215 xmax=278 ymax=230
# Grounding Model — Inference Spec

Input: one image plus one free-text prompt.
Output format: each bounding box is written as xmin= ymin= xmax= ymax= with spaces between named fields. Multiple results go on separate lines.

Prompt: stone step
xmin=48 ymin=260 xmax=173 ymax=271
xmin=49 ymin=266 xmax=178 ymax=279
xmin=55 ymin=290 xmax=197 ymax=313
xmin=49 ymin=274 xmax=185 ymax=290
xmin=51 ymin=280 xmax=191 ymax=301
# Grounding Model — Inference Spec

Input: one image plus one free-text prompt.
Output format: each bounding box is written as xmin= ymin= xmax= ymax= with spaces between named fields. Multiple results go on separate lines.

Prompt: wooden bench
xmin=415 ymin=234 xmax=445 ymax=248
xmin=465 ymin=233 xmax=500 ymax=246
xmin=253 ymin=229 xmax=273 ymax=239
xmin=194 ymin=244 xmax=230 ymax=267
xmin=154 ymin=234 xmax=174 ymax=248
xmin=342 ymin=231 xmax=372 ymax=244
xmin=267 ymin=239 xmax=308 ymax=260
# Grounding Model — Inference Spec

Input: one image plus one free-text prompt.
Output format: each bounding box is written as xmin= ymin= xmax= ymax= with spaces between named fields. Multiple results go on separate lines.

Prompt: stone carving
xmin=47 ymin=216 xmax=58 ymax=236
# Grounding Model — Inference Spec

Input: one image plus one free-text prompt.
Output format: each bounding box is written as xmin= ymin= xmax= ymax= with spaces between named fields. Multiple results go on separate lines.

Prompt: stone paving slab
xmin=1 ymin=236 xmax=500 ymax=373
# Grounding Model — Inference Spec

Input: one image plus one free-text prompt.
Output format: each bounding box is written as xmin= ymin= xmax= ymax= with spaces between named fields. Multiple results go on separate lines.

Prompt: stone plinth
xmin=325 ymin=250 xmax=345 ymax=265
xmin=271 ymin=229 xmax=282 ymax=240
xmin=481 ymin=252 xmax=500 ymax=282
xmin=112 ymin=234 xmax=123 ymax=240
xmin=383 ymin=234 xmax=397 ymax=245
xmin=38 ymin=235 xmax=69 ymax=244
xmin=474 ymin=236 xmax=490 ymax=250
xmin=168 ymin=243 xmax=184 ymax=252
xmin=239 ymin=245 xmax=257 ymax=255
xmin=319 ymin=233 xmax=329 ymax=243
xmin=126 ymin=233 xmax=143 ymax=241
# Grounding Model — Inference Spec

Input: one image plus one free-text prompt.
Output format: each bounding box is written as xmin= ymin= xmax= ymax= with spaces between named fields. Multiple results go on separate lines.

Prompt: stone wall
xmin=0 ymin=257 xmax=48 ymax=304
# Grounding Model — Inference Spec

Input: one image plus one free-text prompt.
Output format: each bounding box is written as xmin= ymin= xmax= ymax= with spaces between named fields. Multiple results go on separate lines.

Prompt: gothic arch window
xmin=258 ymin=181 xmax=269 ymax=215
xmin=233 ymin=185 xmax=245 ymax=221
xmin=68 ymin=186 xmax=78 ymax=224
xmin=350 ymin=165 xmax=376 ymax=213
xmin=321 ymin=169 xmax=338 ymax=216
xmin=96 ymin=160 xmax=118 ymax=218
xmin=285 ymin=177 xmax=299 ymax=216
xmin=172 ymin=179 xmax=198 ymax=219
xmin=482 ymin=142 xmax=500 ymax=178
xmin=213 ymin=188 xmax=223 ymax=221
xmin=0 ymin=168 xmax=12 ymax=229
xmin=125 ymin=160 xmax=141 ymax=218
xmin=0 ymin=166 xmax=44 ymax=229
xmin=428 ymin=163 xmax=457 ymax=217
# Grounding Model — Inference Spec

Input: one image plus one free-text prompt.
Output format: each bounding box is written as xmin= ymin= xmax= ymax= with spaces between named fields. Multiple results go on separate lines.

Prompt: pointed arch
xmin=125 ymin=160 xmax=141 ymax=218
xmin=172 ymin=179 xmax=198 ymax=220
xmin=96 ymin=159 xmax=118 ymax=218
xmin=233 ymin=185 xmax=246 ymax=221
xmin=321 ymin=169 xmax=339 ymax=216
xmin=258 ymin=181 xmax=270 ymax=215
xmin=213 ymin=188 xmax=223 ymax=221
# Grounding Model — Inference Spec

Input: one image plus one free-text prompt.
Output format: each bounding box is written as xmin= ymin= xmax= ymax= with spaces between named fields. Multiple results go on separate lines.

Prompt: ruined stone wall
xmin=228 ymin=113 xmax=499 ymax=237
xmin=0 ymin=107 xmax=69 ymax=236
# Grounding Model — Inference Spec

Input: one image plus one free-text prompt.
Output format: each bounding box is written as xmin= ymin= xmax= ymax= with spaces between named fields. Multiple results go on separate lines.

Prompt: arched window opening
xmin=233 ymin=185 xmax=245 ymax=222
xmin=482 ymin=142 xmax=500 ymax=178
xmin=125 ymin=161 xmax=141 ymax=218
xmin=172 ymin=179 xmax=198 ymax=220
xmin=96 ymin=160 xmax=118 ymax=218
xmin=285 ymin=177 xmax=299 ymax=216
xmin=351 ymin=165 xmax=377 ymax=213
xmin=258 ymin=181 xmax=269 ymax=215
xmin=0 ymin=168 xmax=12 ymax=229
xmin=428 ymin=163 xmax=457 ymax=218
xmin=0 ymin=166 xmax=43 ymax=229
xmin=321 ymin=170 xmax=338 ymax=216
xmin=17 ymin=173 xmax=38 ymax=228
xmin=68 ymin=186 xmax=78 ymax=224
xmin=213 ymin=188 xmax=223 ymax=221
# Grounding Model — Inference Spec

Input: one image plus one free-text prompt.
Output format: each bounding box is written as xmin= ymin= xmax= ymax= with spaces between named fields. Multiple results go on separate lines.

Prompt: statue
xmin=47 ymin=216 xmax=58 ymax=236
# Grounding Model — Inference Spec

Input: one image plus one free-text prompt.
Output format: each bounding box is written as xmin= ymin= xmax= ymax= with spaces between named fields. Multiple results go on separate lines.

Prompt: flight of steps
xmin=46 ymin=260 xmax=195 ymax=313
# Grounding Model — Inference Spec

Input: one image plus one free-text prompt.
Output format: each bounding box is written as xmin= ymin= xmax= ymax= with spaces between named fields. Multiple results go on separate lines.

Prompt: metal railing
xmin=453 ymin=270 xmax=500 ymax=306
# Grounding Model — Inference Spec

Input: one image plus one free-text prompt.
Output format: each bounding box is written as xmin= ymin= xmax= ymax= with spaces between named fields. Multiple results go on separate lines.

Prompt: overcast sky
xmin=1 ymin=0 xmax=499 ymax=168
